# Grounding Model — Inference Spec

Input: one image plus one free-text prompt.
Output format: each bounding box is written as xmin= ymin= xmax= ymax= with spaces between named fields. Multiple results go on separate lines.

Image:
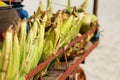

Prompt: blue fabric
xmin=15 ymin=7 xmax=28 ymax=19
xmin=15 ymin=7 xmax=29 ymax=33
xmin=91 ymin=32 xmax=100 ymax=42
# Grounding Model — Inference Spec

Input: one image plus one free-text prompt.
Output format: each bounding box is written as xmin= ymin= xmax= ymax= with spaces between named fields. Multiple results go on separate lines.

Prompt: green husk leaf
xmin=18 ymin=19 xmax=27 ymax=77
xmin=67 ymin=0 xmax=72 ymax=14
xmin=70 ymin=13 xmax=85 ymax=39
xmin=59 ymin=15 xmax=74 ymax=47
xmin=47 ymin=0 xmax=53 ymax=15
xmin=37 ymin=1 xmax=43 ymax=11
xmin=29 ymin=14 xmax=47 ymax=70
xmin=7 ymin=32 xmax=20 ymax=80
xmin=80 ymin=13 xmax=98 ymax=33
xmin=0 ymin=27 xmax=13 ymax=80
xmin=40 ymin=12 xmax=61 ymax=62
xmin=78 ymin=0 xmax=90 ymax=12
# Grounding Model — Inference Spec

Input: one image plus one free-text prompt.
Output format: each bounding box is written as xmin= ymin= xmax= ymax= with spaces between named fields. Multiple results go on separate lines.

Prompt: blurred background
xmin=22 ymin=0 xmax=120 ymax=80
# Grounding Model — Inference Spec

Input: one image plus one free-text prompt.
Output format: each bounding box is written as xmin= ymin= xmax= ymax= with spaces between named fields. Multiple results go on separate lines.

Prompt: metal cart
xmin=25 ymin=0 xmax=99 ymax=80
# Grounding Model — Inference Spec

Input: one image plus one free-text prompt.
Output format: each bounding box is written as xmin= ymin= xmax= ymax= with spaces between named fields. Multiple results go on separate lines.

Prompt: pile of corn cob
xmin=0 ymin=0 xmax=98 ymax=79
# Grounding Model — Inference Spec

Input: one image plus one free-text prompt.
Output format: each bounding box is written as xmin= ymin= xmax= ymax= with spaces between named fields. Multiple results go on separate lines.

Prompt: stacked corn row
xmin=0 ymin=0 xmax=98 ymax=79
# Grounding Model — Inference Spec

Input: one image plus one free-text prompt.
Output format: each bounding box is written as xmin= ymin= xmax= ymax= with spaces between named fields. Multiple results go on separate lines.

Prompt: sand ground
xmin=23 ymin=0 xmax=120 ymax=80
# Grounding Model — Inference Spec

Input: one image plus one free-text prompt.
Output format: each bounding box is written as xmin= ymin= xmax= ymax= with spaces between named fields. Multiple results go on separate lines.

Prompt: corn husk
xmin=18 ymin=19 xmax=27 ymax=78
xmin=0 ymin=27 xmax=13 ymax=80
xmin=7 ymin=32 xmax=20 ymax=80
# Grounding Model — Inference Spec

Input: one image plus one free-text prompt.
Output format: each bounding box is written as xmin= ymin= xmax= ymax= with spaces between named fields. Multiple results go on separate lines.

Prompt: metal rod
xmin=57 ymin=40 xmax=99 ymax=80
xmin=40 ymin=71 xmax=42 ymax=80
xmin=93 ymin=0 xmax=98 ymax=16
xmin=63 ymin=47 xmax=69 ymax=69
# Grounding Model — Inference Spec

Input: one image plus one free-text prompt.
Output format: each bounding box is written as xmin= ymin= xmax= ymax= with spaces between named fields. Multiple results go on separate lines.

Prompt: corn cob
xmin=19 ymin=23 xmax=37 ymax=79
xmin=7 ymin=32 xmax=20 ymax=80
xmin=59 ymin=15 xmax=74 ymax=47
xmin=61 ymin=15 xmax=73 ymax=35
xmin=0 ymin=27 xmax=13 ymax=80
xmin=18 ymin=19 xmax=27 ymax=77
xmin=40 ymin=12 xmax=61 ymax=62
xmin=29 ymin=14 xmax=47 ymax=71
xmin=70 ymin=13 xmax=85 ymax=40
xmin=48 ymin=14 xmax=75 ymax=68
xmin=80 ymin=13 xmax=98 ymax=33
xmin=25 ymin=29 xmax=35 ymax=72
